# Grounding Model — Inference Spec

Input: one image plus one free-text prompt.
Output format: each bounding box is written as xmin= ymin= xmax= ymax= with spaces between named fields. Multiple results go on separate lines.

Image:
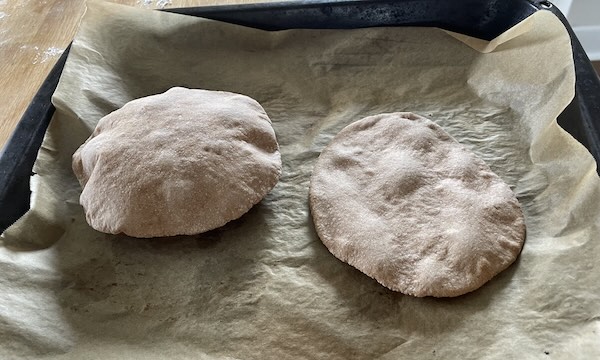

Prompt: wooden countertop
xmin=0 ymin=0 xmax=273 ymax=149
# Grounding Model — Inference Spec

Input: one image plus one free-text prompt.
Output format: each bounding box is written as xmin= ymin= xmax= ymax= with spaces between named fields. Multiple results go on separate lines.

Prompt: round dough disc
xmin=73 ymin=87 xmax=281 ymax=238
xmin=309 ymin=112 xmax=526 ymax=297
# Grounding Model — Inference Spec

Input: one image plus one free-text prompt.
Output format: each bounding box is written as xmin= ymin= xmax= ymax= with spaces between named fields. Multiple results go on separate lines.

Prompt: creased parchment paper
xmin=2 ymin=1 xmax=599 ymax=359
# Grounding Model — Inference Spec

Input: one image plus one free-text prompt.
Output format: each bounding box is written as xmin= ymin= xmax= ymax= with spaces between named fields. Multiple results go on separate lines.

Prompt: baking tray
xmin=1 ymin=0 xmax=599 ymax=233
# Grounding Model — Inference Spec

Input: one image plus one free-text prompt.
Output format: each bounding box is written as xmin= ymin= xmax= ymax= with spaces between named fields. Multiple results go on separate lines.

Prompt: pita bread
xmin=309 ymin=112 xmax=526 ymax=297
xmin=72 ymin=87 xmax=281 ymax=238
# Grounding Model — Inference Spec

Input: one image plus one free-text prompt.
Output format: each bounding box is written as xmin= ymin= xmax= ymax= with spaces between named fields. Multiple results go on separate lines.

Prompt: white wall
xmin=554 ymin=0 xmax=600 ymax=60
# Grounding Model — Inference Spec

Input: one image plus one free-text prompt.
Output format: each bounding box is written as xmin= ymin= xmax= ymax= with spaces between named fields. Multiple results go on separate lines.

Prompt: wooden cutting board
xmin=0 ymin=0 xmax=273 ymax=149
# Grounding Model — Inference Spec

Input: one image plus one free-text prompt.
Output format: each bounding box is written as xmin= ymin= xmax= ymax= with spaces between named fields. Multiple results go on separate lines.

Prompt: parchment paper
xmin=2 ymin=1 xmax=600 ymax=359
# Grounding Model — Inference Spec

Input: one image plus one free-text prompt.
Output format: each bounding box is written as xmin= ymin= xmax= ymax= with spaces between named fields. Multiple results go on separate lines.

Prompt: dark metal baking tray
xmin=1 ymin=0 xmax=599 ymax=233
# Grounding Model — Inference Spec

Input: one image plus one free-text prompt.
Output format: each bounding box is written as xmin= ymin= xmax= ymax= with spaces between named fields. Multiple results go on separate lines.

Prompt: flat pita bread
xmin=309 ymin=112 xmax=526 ymax=297
xmin=72 ymin=87 xmax=281 ymax=238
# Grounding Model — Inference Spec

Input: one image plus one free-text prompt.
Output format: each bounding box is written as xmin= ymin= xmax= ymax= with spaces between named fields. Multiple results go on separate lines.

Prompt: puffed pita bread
xmin=73 ymin=87 xmax=281 ymax=238
xmin=309 ymin=112 xmax=526 ymax=297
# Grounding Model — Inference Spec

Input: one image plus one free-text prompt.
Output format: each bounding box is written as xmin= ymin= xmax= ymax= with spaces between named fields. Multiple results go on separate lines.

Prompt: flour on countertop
xmin=30 ymin=46 xmax=64 ymax=64
xmin=137 ymin=0 xmax=171 ymax=8
xmin=156 ymin=0 xmax=172 ymax=9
